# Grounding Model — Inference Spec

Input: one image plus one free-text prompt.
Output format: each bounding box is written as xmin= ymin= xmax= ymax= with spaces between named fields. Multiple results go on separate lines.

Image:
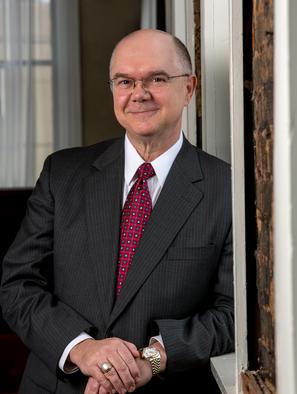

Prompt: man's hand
xmin=134 ymin=357 xmax=153 ymax=389
xmin=84 ymin=358 xmax=153 ymax=394
xmin=84 ymin=341 xmax=168 ymax=394
xmin=69 ymin=338 xmax=140 ymax=394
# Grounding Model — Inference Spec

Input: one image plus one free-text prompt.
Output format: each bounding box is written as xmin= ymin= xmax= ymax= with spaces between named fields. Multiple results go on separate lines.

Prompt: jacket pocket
xmin=167 ymin=245 xmax=217 ymax=261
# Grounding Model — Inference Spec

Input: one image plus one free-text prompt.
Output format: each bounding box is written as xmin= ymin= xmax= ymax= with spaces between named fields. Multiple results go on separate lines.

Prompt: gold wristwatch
xmin=139 ymin=346 xmax=161 ymax=376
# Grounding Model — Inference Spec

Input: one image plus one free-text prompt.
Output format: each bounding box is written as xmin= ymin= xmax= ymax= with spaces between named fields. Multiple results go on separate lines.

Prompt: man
xmin=0 ymin=29 xmax=234 ymax=394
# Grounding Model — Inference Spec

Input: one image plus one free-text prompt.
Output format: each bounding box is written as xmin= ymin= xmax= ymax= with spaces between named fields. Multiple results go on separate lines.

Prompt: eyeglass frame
xmin=108 ymin=72 xmax=191 ymax=94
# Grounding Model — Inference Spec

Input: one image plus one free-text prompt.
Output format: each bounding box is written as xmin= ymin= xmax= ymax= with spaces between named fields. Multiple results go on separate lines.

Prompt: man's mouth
xmin=126 ymin=108 xmax=159 ymax=115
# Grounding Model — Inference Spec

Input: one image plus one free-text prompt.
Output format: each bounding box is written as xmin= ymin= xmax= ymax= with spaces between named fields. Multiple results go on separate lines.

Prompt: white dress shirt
xmin=59 ymin=132 xmax=183 ymax=373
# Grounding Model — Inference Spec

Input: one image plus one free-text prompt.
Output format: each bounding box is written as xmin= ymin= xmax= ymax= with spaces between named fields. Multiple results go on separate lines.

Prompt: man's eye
xmin=151 ymin=76 xmax=167 ymax=84
xmin=117 ymin=79 xmax=133 ymax=88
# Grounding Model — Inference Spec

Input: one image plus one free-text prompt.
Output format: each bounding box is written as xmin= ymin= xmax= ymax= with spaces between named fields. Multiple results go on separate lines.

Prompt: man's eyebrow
xmin=111 ymin=70 xmax=170 ymax=79
xmin=147 ymin=70 xmax=170 ymax=77
xmin=111 ymin=73 xmax=133 ymax=79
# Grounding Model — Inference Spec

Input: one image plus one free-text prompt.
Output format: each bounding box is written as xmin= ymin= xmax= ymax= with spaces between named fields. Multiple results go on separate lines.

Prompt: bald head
xmin=110 ymin=29 xmax=193 ymax=76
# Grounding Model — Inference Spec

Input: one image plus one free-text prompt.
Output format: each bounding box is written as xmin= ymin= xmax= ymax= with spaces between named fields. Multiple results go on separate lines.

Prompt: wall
xmin=79 ymin=0 xmax=141 ymax=146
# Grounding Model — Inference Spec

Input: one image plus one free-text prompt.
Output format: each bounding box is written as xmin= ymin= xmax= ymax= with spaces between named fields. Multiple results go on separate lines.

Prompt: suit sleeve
xmin=0 ymin=156 xmax=94 ymax=375
xmin=154 ymin=225 xmax=234 ymax=374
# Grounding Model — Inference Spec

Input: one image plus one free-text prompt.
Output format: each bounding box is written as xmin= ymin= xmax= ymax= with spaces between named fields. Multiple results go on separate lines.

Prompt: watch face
xmin=143 ymin=347 xmax=159 ymax=358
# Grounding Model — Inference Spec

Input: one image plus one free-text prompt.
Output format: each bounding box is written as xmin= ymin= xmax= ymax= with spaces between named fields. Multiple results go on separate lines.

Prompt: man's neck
xmin=126 ymin=132 xmax=181 ymax=162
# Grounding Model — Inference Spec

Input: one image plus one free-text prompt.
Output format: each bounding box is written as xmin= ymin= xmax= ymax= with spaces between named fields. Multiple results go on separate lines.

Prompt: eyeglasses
xmin=109 ymin=73 xmax=190 ymax=95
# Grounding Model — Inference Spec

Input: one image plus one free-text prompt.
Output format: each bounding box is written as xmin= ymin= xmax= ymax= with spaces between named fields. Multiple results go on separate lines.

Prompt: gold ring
xmin=99 ymin=361 xmax=113 ymax=374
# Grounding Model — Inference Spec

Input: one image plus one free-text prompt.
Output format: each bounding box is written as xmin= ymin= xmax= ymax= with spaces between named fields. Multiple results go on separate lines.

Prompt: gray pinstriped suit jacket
xmin=0 ymin=137 xmax=234 ymax=393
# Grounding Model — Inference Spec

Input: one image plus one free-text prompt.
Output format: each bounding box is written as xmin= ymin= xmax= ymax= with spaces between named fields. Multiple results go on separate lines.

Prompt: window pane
xmin=0 ymin=0 xmax=53 ymax=187
xmin=33 ymin=0 xmax=52 ymax=60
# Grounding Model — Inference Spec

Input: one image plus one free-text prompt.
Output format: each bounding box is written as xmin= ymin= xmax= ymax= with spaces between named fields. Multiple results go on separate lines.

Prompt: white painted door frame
xmin=229 ymin=1 xmax=247 ymax=393
xmin=202 ymin=1 xmax=247 ymax=393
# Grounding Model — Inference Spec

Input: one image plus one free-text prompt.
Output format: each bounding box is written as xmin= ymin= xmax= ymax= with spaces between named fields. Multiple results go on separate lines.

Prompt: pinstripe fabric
xmin=0 ymin=137 xmax=233 ymax=393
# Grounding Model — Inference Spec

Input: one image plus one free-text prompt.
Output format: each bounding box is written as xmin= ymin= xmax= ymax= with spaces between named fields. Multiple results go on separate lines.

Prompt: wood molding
xmin=241 ymin=371 xmax=275 ymax=394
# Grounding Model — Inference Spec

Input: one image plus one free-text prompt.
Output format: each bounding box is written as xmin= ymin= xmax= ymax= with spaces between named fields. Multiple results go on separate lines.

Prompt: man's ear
xmin=184 ymin=74 xmax=197 ymax=106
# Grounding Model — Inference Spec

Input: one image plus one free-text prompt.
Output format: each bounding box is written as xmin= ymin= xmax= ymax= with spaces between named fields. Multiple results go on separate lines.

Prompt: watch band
xmin=150 ymin=353 xmax=161 ymax=376
xmin=139 ymin=346 xmax=161 ymax=376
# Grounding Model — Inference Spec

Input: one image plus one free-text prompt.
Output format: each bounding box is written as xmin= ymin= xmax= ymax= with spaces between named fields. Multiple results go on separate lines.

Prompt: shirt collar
xmin=124 ymin=132 xmax=183 ymax=187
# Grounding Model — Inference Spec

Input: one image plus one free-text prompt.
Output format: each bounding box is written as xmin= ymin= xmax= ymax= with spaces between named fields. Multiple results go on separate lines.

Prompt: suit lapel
xmin=108 ymin=140 xmax=204 ymax=328
xmin=85 ymin=139 xmax=124 ymax=326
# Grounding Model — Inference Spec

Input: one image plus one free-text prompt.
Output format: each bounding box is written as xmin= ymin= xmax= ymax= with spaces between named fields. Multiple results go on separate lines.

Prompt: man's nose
xmin=131 ymin=80 xmax=150 ymax=100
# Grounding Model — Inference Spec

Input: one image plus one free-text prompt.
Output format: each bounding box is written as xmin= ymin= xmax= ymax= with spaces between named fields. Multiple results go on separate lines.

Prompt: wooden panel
xmin=252 ymin=0 xmax=275 ymax=388
xmin=242 ymin=371 xmax=275 ymax=394
xmin=0 ymin=334 xmax=29 ymax=393
xmin=194 ymin=0 xmax=202 ymax=147
xmin=0 ymin=189 xmax=31 ymax=393
xmin=0 ymin=189 xmax=32 ymax=283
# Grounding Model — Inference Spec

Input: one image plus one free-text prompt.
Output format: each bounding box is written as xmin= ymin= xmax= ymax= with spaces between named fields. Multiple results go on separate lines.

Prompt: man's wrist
xmin=139 ymin=342 xmax=167 ymax=375
xmin=151 ymin=341 xmax=167 ymax=372
xmin=59 ymin=332 xmax=94 ymax=373
xmin=69 ymin=338 xmax=94 ymax=366
xmin=149 ymin=334 xmax=164 ymax=348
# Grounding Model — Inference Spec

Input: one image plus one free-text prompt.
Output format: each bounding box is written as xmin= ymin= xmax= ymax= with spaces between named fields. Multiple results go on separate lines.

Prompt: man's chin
xmin=126 ymin=129 xmax=159 ymax=139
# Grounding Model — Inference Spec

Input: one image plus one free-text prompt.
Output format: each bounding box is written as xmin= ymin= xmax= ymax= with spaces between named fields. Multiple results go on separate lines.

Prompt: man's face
xmin=110 ymin=31 xmax=196 ymax=143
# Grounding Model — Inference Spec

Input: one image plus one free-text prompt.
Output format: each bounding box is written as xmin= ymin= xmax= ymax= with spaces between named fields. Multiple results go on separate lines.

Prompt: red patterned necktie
xmin=116 ymin=162 xmax=155 ymax=295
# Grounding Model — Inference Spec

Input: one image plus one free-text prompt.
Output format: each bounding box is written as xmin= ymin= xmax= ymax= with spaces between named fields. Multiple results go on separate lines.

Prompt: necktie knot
xmin=137 ymin=162 xmax=155 ymax=181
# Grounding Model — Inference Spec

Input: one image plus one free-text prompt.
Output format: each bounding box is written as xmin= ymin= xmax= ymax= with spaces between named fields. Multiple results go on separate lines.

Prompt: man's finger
xmin=118 ymin=343 xmax=140 ymax=381
xmin=123 ymin=341 xmax=140 ymax=358
xmin=84 ymin=377 xmax=100 ymax=394
xmin=99 ymin=385 xmax=116 ymax=394
xmin=84 ymin=375 xmax=116 ymax=394
xmin=89 ymin=367 xmax=115 ymax=393
xmin=104 ymin=355 xmax=135 ymax=393
xmin=103 ymin=365 xmax=129 ymax=394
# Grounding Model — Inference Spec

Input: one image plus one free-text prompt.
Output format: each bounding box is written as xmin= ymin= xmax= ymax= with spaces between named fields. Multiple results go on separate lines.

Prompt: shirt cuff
xmin=149 ymin=334 xmax=165 ymax=348
xmin=59 ymin=332 xmax=94 ymax=374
